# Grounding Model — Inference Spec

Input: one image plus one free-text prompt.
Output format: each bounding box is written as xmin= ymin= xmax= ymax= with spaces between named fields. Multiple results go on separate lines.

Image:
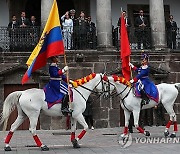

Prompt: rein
xmin=72 ymin=74 xmax=110 ymax=102
xmin=105 ymin=78 xmax=133 ymax=112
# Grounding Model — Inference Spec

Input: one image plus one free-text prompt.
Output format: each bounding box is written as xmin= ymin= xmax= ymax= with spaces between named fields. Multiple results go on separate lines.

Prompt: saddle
xmin=134 ymin=82 xmax=159 ymax=103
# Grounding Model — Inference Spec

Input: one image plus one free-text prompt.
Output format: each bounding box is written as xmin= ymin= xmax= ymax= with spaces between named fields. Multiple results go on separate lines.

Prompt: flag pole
xmin=64 ymin=54 xmax=72 ymax=111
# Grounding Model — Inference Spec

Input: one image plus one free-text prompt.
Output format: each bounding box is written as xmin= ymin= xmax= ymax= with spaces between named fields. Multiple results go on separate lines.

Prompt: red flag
xmin=120 ymin=12 xmax=131 ymax=80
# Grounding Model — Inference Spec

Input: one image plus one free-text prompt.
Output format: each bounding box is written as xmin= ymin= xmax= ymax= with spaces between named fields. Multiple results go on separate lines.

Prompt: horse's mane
xmin=71 ymin=73 xmax=96 ymax=88
xmin=112 ymin=75 xmax=131 ymax=87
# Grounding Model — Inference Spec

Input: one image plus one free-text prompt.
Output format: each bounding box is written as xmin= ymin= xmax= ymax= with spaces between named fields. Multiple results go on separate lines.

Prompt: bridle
xmin=103 ymin=76 xmax=133 ymax=112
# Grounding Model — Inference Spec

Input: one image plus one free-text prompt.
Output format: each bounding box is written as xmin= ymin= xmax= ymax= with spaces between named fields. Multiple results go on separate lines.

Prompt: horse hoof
xmin=170 ymin=133 xmax=176 ymax=138
xmin=4 ymin=146 xmax=11 ymax=151
xmin=41 ymin=145 xmax=49 ymax=151
xmin=72 ymin=139 xmax=81 ymax=148
xmin=164 ymin=130 xmax=169 ymax=137
xmin=145 ymin=131 xmax=150 ymax=136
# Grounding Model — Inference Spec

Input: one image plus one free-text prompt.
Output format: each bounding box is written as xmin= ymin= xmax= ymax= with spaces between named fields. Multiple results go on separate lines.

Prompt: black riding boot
xmin=61 ymin=95 xmax=70 ymax=116
xmin=140 ymin=89 xmax=150 ymax=107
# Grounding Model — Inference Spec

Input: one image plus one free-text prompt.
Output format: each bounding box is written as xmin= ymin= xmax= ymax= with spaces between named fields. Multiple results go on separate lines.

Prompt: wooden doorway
xmin=4 ymin=84 xmax=40 ymax=130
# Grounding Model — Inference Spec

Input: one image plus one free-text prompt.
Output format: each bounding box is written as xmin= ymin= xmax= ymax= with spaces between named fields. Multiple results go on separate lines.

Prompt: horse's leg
xmin=4 ymin=105 xmax=27 ymax=151
xmin=72 ymin=114 xmax=88 ymax=148
xmin=163 ymin=104 xmax=177 ymax=137
xmin=121 ymin=110 xmax=131 ymax=137
xmin=70 ymin=117 xmax=77 ymax=142
xmin=28 ymin=112 xmax=49 ymax=151
xmin=133 ymin=110 xmax=150 ymax=136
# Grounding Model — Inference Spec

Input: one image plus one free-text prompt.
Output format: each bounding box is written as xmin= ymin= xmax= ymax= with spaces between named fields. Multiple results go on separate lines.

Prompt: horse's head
xmin=101 ymin=74 xmax=116 ymax=98
xmin=102 ymin=75 xmax=131 ymax=98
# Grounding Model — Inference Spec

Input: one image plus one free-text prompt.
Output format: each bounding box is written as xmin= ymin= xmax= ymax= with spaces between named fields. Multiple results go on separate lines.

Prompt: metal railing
xmin=113 ymin=26 xmax=180 ymax=50
xmin=113 ymin=27 xmax=152 ymax=50
xmin=0 ymin=26 xmax=180 ymax=52
xmin=0 ymin=25 xmax=97 ymax=52
xmin=0 ymin=26 xmax=40 ymax=51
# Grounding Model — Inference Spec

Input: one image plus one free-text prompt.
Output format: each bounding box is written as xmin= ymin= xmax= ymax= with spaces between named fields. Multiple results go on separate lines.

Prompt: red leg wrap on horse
xmin=33 ymin=135 xmax=42 ymax=147
xmin=5 ymin=131 xmax=14 ymax=144
xmin=78 ymin=130 xmax=86 ymax=140
xmin=174 ymin=121 xmax=178 ymax=132
xmin=71 ymin=132 xmax=75 ymax=141
xmin=66 ymin=115 xmax=70 ymax=129
xmin=137 ymin=127 xmax=144 ymax=134
xmin=123 ymin=127 xmax=128 ymax=135
xmin=166 ymin=120 xmax=172 ymax=129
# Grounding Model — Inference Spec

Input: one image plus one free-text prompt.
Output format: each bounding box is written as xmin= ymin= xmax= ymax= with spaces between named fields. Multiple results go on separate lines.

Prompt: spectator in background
xmin=17 ymin=11 xmax=30 ymax=27
xmin=69 ymin=9 xmax=77 ymax=49
xmin=117 ymin=10 xmax=131 ymax=50
xmin=29 ymin=15 xmax=39 ymax=49
xmin=69 ymin=9 xmax=76 ymax=23
xmin=166 ymin=15 xmax=177 ymax=49
xmin=117 ymin=10 xmax=131 ymax=29
xmin=83 ymin=96 xmax=94 ymax=130
xmin=87 ymin=16 xmax=96 ymax=49
xmin=134 ymin=10 xmax=149 ymax=49
xmin=29 ymin=15 xmax=38 ymax=27
xmin=61 ymin=12 xmax=73 ymax=50
xmin=8 ymin=15 xmax=18 ymax=29
xmin=8 ymin=15 xmax=18 ymax=51
xmin=76 ymin=11 xmax=88 ymax=49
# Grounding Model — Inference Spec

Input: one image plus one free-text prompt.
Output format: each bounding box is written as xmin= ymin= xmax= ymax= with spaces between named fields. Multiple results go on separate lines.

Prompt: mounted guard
xmin=44 ymin=56 xmax=71 ymax=116
xmin=129 ymin=53 xmax=159 ymax=107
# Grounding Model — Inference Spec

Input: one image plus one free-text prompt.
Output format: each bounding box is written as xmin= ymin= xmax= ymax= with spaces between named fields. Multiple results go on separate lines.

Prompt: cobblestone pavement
xmin=0 ymin=125 xmax=180 ymax=154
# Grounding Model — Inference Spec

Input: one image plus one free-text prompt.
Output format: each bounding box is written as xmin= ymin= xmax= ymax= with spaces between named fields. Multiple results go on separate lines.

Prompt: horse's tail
xmin=0 ymin=91 xmax=22 ymax=131
xmin=175 ymin=83 xmax=180 ymax=92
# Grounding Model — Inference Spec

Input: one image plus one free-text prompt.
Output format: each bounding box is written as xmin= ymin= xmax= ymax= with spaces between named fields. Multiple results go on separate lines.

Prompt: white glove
xmin=62 ymin=66 xmax=69 ymax=73
xmin=129 ymin=63 xmax=134 ymax=68
xmin=130 ymin=79 xmax=134 ymax=84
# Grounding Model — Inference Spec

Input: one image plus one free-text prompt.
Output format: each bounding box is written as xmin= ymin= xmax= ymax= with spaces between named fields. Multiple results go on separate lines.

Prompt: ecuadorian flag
xmin=22 ymin=0 xmax=64 ymax=84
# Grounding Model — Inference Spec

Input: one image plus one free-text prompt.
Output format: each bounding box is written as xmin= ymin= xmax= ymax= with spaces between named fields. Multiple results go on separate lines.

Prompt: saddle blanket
xmin=134 ymin=82 xmax=159 ymax=103
xmin=44 ymin=86 xmax=73 ymax=109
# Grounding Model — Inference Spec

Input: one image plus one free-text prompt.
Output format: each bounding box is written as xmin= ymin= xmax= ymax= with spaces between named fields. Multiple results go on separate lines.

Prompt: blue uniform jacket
xmin=134 ymin=65 xmax=159 ymax=102
xmin=44 ymin=63 xmax=68 ymax=103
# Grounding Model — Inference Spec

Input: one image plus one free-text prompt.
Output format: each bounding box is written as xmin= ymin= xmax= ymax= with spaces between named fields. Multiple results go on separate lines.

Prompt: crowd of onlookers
xmin=7 ymin=11 xmax=40 ymax=51
xmin=6 ymin=9 xmax=179 ymax=51
xmin=60 ymin=9 xmax=96 ymax=50
xmin=7 ymin=10 xmax=97 ymax=51
xmin=116 ymin=9 xmax=178 ymax=50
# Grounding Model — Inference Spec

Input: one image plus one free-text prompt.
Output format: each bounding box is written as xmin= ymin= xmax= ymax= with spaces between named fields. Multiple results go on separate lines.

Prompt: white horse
xmin=103 ymin=75 xmax=180 ymax=138
xmin=0 ymin=73 xmax=106 ymax=151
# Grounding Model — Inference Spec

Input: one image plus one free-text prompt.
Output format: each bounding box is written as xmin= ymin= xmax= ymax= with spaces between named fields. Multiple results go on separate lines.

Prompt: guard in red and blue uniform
xmin=44 ymin=56 xmax=71 ymax=115
xmin=129 ymin=54 xmax=158 ymax=107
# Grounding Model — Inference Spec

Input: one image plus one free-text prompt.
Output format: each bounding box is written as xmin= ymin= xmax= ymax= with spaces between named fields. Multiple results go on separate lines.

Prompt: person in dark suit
xmin=134 ymin=10 xmax=149 ymax=49
xmin=69 ymin=9 xmax=77 ymax=49
xmin=166 ymin=15 xmax=177 ymax=49
xmin=8 ymin=15 xmax=18 ymax=51
xmin=76 ymin=11 xmax=88 ymax=49
xmin=83 ymin=96 xmax=94 ymax=130
xmin=87 ymin=16 xmax=96 ymax=49
xmin=117 ymin=10 xmax=131 ymax=49
xmin=117 ymin=10 xmax=131 ymax=28
xmin=29 ymin=16 xmax=39 ymax=49
xmin=29 ymin=15 xmax=38 ymax=27
xmin=17 ymin=11 xmax=30 ymax=27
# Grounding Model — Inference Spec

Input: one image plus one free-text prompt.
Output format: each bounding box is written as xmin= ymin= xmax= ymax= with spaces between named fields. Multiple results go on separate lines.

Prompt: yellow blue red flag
xmin=22 ymin=0 xmax=64 ymax=84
